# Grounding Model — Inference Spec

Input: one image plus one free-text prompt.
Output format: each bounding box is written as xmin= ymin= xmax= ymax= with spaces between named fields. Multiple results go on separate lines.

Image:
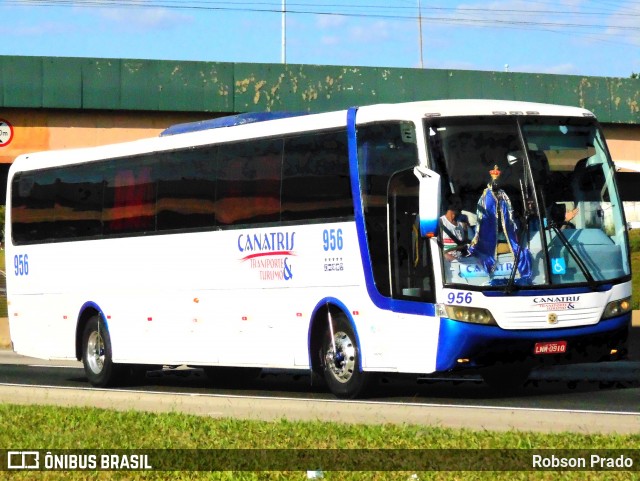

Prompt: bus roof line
xmin=160 ymin=111 xmax=310 ymax=137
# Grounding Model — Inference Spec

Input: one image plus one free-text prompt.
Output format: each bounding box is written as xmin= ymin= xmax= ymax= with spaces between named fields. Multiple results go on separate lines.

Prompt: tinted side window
xmin=156 ymin=148 xmax=217 ymax=232
xmin=103 ymin=158 xmax=157 ymax=235
xmin=357 ymin=122 xmax=419 ymax=297
xmin=216 ymin=138 xmax=283 ymax=226
xmin=55 ymin=164 xmax=104 ymax=239
xmin=12 ymin=171 xmax=58 ymax=243
xmin=12 ymin=165 xmax=106 ymax=243
xmin=11 ymin=130 xmax=354 ymax=245
xmin=282 ymin=130 xmax=353 ymax=222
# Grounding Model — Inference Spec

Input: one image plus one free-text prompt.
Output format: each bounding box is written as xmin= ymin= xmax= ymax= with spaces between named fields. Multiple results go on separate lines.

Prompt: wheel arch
xmin=308 ymin=297 xmax=362 ymax=374
xmin=75 ymin=301 xmax=109 ymax=361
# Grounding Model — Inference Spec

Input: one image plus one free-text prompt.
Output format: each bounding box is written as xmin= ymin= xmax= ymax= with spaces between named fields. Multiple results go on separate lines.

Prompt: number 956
xmin=447 ymin=292 xmax=472 ymax=304
xmin=14 ymin=254 xmax=29 ymax=276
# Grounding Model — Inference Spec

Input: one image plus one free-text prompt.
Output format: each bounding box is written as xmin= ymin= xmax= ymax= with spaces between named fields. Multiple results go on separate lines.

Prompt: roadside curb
xmin=1 ymin=383 xmax=638 ymax=434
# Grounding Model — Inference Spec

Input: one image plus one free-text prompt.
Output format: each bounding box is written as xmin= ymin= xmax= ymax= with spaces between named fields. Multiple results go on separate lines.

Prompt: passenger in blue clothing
xmin=467 ymin=165 xmax=532 ymax=282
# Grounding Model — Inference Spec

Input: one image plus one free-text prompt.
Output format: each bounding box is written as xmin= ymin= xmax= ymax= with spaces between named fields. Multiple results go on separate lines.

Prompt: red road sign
xmin=0 ymin=119 xmax=14 ymax=147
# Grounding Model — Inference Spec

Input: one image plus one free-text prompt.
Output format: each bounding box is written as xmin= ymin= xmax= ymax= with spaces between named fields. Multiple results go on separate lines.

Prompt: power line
xmin=9 ymin=0 xmax=640 ymax=21
xmin=5 ymin=0 xmax=640 ymax=46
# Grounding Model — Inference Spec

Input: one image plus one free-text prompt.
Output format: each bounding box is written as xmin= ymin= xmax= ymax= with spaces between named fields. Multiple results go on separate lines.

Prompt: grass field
xmin=1 ymin=404 xmax=639 ymax=480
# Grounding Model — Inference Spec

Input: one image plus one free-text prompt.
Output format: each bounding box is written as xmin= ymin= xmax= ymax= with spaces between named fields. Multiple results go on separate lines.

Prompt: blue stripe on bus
xmin=78 ymin=301 xmax=110 ymax=331
xmin=435 ymin=312 xmax=631 ymax=371
xmin=160 ymin=112 xmax=308 ymax=136
xmin=419 ymin=217 xmax=439 ymax=238
xmin=346 ymin=107 xmax=436 ymax=317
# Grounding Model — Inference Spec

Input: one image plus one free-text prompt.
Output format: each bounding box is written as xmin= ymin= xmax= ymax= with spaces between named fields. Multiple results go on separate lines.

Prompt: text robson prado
xmin=533 ymin=454 xmax=634 ymax=469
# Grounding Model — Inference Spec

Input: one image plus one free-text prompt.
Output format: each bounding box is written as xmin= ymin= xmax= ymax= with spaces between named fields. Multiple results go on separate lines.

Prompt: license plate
xmin=534 ymin=340 xmax=567 ymax=355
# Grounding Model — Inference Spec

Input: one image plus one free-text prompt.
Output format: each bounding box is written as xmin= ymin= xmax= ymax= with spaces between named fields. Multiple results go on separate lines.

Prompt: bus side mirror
xmin=414 ymin=166 xmax=441 ymax=237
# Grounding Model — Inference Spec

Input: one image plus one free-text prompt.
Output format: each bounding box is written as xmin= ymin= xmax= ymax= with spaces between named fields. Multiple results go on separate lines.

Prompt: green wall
xmin=1 ymin=55 xmax=639 ymax=124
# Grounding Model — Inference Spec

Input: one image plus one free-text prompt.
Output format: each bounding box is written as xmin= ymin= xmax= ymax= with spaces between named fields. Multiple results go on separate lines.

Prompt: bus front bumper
xmin=435 ymin=313 xmax=631 ymax=372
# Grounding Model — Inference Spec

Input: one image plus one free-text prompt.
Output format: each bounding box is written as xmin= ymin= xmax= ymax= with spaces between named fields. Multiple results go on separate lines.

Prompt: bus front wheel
xmin=82 ymin=315 xmax=124 ymax=387
xmin=321 ymin=314 xmax=372 ymax=399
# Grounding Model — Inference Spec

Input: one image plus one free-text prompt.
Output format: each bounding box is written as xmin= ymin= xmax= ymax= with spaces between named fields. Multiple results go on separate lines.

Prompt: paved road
xmin=1 ymin=350 xmax=639 ymax=433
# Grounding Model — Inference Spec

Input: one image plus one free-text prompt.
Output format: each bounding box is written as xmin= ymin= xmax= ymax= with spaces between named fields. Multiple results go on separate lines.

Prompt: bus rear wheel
xmin=321 ymin=314 xmax=372 ymax=399
xmin=82 ymin=315 xmax=124 ymax=387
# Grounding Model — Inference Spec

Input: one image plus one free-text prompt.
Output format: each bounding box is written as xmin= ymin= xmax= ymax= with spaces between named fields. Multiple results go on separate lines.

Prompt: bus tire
xmin=81 ymin=315 xmax=124 ymax=387
xmin=321 ymin=314 xmax=372 ymax=399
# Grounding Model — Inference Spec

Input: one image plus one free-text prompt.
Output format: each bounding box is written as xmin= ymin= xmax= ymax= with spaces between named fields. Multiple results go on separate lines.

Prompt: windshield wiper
xmin=504 ymin=173 xmax=535 ymax=294
xmin=505 ymin=214 xmax=598 ymax=293
xmin=536 ymin=189 xmax=598 ymax=291
xmin=504 ymin=215 xmax=528 ymax=294
xmin=504 ymin=195 xmax=537 ymax=294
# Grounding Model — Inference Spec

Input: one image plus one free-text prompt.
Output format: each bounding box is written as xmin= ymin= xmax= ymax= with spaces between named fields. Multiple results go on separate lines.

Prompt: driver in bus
xmin=440 ymin=194 xmax=472 ymax=261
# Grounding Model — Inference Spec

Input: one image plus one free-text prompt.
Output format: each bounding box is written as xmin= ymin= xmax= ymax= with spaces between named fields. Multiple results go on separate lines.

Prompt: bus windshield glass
xmin=426 ymin=115 xmax=630 ymax=289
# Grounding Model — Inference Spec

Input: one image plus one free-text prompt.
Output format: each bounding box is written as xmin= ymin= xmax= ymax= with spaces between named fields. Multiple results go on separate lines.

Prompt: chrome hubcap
xmin=325 ymin=330 xmax=356 ymax=383
xmin=86 ymin=330 xmax=105 ymax=374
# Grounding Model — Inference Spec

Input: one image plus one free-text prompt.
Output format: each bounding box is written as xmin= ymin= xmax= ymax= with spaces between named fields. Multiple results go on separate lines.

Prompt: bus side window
xmin=216 ymin=139 xmax=283 ymax=226
xmin=12 ymin=172 xmax=57 ymax=243
xmin=357 ymin=122 xmax=421 ymax=299
xmin=156 ymin=149 xmax=218 ymax=232
xmin=104 ymin=161 xmax=156 ymax=235
xmin=282 ymin=131 xmax=352 ymax=222
xmin=55 ymin=164 xmax=104 ymax=239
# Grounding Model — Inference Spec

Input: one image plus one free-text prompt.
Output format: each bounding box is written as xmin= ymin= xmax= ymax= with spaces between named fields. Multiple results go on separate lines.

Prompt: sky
xmin=0 ymin=0 xmax=639 ymax=79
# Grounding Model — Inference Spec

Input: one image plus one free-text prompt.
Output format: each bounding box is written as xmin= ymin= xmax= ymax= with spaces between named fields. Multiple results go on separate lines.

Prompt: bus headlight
xmin=602 ymin=297 xmax=632 ymax=319
xmin=438 ymin=304 xmax=497 ymax=325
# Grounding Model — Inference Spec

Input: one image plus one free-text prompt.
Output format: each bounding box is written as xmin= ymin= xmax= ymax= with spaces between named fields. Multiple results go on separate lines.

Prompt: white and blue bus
xmin=5 ymin=100 xmax=632 ymax=398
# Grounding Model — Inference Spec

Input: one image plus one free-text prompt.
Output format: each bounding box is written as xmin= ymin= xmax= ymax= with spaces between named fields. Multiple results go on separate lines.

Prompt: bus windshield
xmin=426 ymin=115 xmax=630 ymax=289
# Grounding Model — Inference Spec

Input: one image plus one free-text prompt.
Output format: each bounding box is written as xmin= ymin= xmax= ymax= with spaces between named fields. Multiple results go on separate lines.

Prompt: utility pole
xmin=282 ymin=0 xmax=287 ymax=64
xmin=418 ymin=0 xmax=424 ymax=68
